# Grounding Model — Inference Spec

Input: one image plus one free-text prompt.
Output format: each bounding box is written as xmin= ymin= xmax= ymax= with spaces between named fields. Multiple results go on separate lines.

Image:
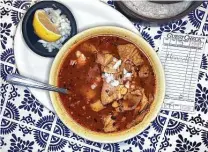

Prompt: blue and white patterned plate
xmin=1 ymin=0 xmax=208 ymax=151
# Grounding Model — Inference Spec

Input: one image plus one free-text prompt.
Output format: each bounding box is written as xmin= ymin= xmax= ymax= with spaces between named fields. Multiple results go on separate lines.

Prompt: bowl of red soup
xmin=49 ymin=26 xmax=165 ymax=143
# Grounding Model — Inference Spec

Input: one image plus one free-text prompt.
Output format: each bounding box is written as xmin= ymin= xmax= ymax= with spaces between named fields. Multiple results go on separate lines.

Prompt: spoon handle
xmin=6 ymin=74 xmax=68 ymax=94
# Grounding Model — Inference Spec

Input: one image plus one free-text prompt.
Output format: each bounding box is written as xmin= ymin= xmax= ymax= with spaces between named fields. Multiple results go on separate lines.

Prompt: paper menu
xmin=158 ymin=33 xmax=207 ymax=113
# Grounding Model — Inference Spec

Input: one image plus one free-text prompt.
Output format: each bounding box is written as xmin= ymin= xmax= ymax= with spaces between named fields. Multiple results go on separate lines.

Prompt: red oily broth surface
xmin=58 ymin=36 xmax=156 ymax=132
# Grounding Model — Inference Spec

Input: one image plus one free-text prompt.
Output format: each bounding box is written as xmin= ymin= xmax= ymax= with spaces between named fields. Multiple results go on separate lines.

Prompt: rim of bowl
xmin=49 ymin=26 xmax=165 ymax=143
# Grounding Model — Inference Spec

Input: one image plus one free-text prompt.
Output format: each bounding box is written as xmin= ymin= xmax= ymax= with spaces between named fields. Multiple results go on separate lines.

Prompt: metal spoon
xmin=6 ymin=74 xmax=68 ymax=94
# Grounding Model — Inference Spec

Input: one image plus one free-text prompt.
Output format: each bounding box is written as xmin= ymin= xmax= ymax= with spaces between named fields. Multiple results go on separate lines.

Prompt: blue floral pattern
xmin=0 ymin=136 xmax=6 ymax=147
xmin=124 ymin=126 xmax=150 ymax=149
xmin=11 ymin=10 xmax=23 ymax=25
xmin=67 ymin=133 xmax=100 ymax=151
xmin=142 ymin=148 xmax=155 ymax=152
xmin=3 ymin=101 xmax=20 ymax=121
xmin=1 ymin=83 xmax=8 ymax=109
xmin=186 ymin=114 xmax=204 ymax=137
xmin=195 ymin=83 xmax=208 ymax=114
xmin=1 ymin=48 xmax=15 ymax=64
xmin=34 ymin=115 xmax=69 ymax=151
xmin=0 ymin=22 xmax=12 ymax=49
xmin=35 ymin=115 xmax=54 ymax=131
xmin=134 ymin=22 xmax=142 ymax=32
xmin=123 ymin=147 xmax=133 ymax=152
xmin=85 ymin=140 xmax=102 ymax=149
xmin=188 ymin=8 xmax=208 ymax=31
xmin=34 ymin=130 xmax=49 ymax=149
xmin=152 ymin=116 xmax=167 ymax=133
xmin=1 ymin=118 xmax=17 ymax=135
xmin=198 ymin=71 xmax=205 ymax=81
xmin=174 ymin=134 xmax=201 ymax=152
xmin=53 ymin=118 xmax=71 ymax=137
xmin=149 ymin=133 xmax=160 ymax=149
xmin=141 ymin=31 xmax=155 ymax=48
xmin=205 ymin=73 xmax=208 ymax=81
xmin=166 ymin=112 xmax=188 ymax=135
xmin=165 ymin=120 xmax=186 ymax=136
xmin=19 ymin=114 xmax=35 ymax=136
xmin=6 ymin=84 xmax=20 ymax=101
xmin=0 ymin=63 xmax=15 ymax=81
xmin=201 ymin=54 xmax=208 ymax=70
xmin=83 ymin=147 xmax=99 ymax=152
xmin=202 ymin=130 xmax=208 ymax=149
xmin=19 ymin=89 xmax=44 ymax=116
xmin=0 ymin=0 xmax=12 ymax=18
xmin=13 ymin=0 xmax=31 ymax=10
xmin=133 ymin=24 xmax=155 ymax=48
xmin=159 ymin=135 xmax=172 ymax=151
xmin=49 ymin=135 xmax=67 ymax=151
xmin=103 ymin=143 xmax=120 ymax=152
xmin=154 ymin=20 xmax=187 ymax=39
xmin=1 ymin=101 xmax=19 ymax=135
xmin=202 ymin=122 xmax=208 ymax=148
xmin=8 ymin=134 xmax=34 ymax=152
xmin=68 ymin=140 xmax=84 ymax=151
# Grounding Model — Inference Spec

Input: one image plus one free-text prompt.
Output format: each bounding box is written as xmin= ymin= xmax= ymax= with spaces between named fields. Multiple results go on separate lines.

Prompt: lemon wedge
xmin=33 ymin=10 xmax=61 ymax=42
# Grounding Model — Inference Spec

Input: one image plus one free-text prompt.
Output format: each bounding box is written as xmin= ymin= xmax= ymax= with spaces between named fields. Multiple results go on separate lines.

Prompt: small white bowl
xmin=49 ymin=26 xmax=165 ymax=143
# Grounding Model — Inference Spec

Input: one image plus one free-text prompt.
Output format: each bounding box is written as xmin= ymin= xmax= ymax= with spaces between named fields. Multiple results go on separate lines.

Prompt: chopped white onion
xmin=113 ymin=57 xmax=118 ymax=62
xmin=113 ymin=60 xmax=122 ymax=69
xmin=91 ymin=83 xmax=97 ymax=89
xmin=105 ymin=73 xmax=115 ymax=83
xmin=124 ymin=72 xmax=132 ymax=78
xmin=123 ymin=68 xmax=128 ymax=75
xmin=110 ymin=80 xmax=120 ymax=87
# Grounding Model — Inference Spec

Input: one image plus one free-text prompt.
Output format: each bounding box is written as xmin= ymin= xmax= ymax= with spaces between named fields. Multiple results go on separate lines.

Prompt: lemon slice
xmin=33 ymin=10 xmax=61 ymax=42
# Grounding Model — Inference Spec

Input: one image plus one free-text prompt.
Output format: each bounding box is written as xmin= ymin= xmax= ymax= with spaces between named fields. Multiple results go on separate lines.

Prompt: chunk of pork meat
xmin=103 ymin=114 xmax=118 ymax=132
xmin=96 ymin=53 xmax=113 ymax=66
xmin=117 ymin=44 xmax=144 ymax=66
xmin=101 ymin=82 xmax=116 ymax=105
xmin=139 ymin=89 xmax=149 ymax=111
xmin=139 ymin=65 xmax=150 ymax=78
xmin=120 ymin=60 xmax=134 ymax=72
xmin=90 ymin=100 xmax=105 ymax=112
xmin=79 ymin=42 xmax=97 ymax=53
xmin=121 ymin=89 xmax=143 ymax=111
xmin=96 ymin=53 xmax=119 ymax=73
xmin=101 ymin=83 xmax=127 ymax=105
xmin=134 ymin=89 xmax=149 ymax=115
xmin=103 ymin=63 xmax=118 ymax=73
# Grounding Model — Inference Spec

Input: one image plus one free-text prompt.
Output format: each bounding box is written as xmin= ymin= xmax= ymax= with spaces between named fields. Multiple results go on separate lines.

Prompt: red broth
xmin=58 ymin=36 xmax=155 ymax=133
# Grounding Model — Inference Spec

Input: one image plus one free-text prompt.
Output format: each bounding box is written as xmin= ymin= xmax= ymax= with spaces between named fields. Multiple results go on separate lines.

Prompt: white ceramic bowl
xmin=49 ymin=26 xmax=165 ymax=143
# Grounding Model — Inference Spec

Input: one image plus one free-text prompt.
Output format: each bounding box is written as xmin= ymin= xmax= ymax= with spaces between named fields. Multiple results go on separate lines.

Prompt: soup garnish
xmin=58 ymin=36 xmax=155 ymax=133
